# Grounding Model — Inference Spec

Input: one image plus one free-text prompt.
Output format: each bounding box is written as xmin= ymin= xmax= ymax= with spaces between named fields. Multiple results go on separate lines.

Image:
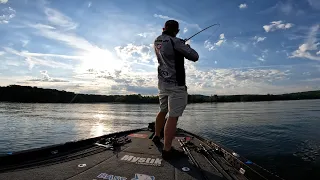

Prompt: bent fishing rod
xmin=183 ymin=23 xmax=220 ymax=42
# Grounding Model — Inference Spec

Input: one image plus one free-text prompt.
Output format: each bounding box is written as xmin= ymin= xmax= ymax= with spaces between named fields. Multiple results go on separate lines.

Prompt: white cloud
xmin=305 ymin=78 xmax=320 ymax=82
xmin=27 ymin=23 xmax=56 ymax=30
xmin=0 ymin=51 xmax=5 ymax=56
xmin=234 ymin=43 xmax=240 ymax=48
xmin=88 ymin=2 xmax=92 ymax=8
xmin=5 ymin=61 xmax=20 ymax=67
xmin=239 ymin=4 xmax=248 ymax=9
xmin=27 ymin=22 xmax=119 ymax=73
xmin=30 ymin=24 xmax=96 ymax=51
xmin=80 ymin=68 xmax=158 ymax=95
xmin=135 ymin=24 xmax=162 ymax=41
xmin=153 ymin=14 xmax=201 ymax=30
xmin=137 ymin=33 xmax=148 ymax=38
xmin=253 ymin=36 xmax=266 ymax=44
xmin=25 ymin=9 xmax=126 ymax=77
xmin=0 ymin=7 xmax=15 ymax=24
xmin=0 ymin=0 xmax=8 ymax=4
xmin=153 ymin=14 xmax=170 ymax=20
xmin=263 ymin=21 xmax=294 ymax=32
xmin=28 ymin=70 xmax=68 ymax=82
xmin=204 ymin=41 xmax=214 ymax=51
xmin=290 ymin=25 xmax=320 ymax=61
xmin=317 ymin=51 xmax=320 ymax=55
xmin=258 ymin=1 xmax=302 ymax=16
xmin=215 ymin=39 xmax=225 ymax=46
xmin=3 ymin=47 xmax=74 ymax=70
xmin=233 ymin=41 xmax=248 ymax=52
xmin=254 ymin=49 xmax=268 ymax=62
xmin=137 ymin=32 xmax=157 ymax=38
xmin=204 ymin=33 xmax=226 ymax=51
xmin=114 ymin=43 xmax=154 ymax=65
xmin=256 ymin=55 xmax=266 ymax=62
xmin=21 ymin=40 xmax=29 ymax=47
xmin=183 ymin=27 xmax=188 ymax=33
xmin=22 ymin=51 xmax=82 ymax=60
xmin=44 ymin=8 xmax=78 ymax=30
xmin=183 ymin=62 xmax=293 ymax=95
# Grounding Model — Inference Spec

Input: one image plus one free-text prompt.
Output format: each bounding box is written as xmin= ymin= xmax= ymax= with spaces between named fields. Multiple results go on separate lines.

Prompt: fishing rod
xmin=178 ymin=139 xmax=210 ymax=180
xmin=184 ymin=23 xmax=220 ymax=42
xmin=199 ymin=144 xmax=236 ymax=180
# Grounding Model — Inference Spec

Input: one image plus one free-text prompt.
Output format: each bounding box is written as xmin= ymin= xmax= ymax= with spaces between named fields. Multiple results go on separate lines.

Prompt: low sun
xmin=77 ymin=47 xmax=124 ymax=73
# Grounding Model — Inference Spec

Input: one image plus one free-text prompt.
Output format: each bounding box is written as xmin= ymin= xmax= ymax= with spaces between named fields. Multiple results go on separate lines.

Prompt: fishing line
xmin=204 ymin=25 xmax=221 ymax=42
xmin=184 ymin=23 xmax=221 ymax=49
xmin=183 ymin=24 xmax=220 ymax=128
xmin=184 ymin=23 xmax=220 ymax=42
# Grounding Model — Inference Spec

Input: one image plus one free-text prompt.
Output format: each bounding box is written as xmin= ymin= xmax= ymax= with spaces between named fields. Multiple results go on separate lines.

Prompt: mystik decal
xmin=120 ymin=155 xmax=162 ymax=167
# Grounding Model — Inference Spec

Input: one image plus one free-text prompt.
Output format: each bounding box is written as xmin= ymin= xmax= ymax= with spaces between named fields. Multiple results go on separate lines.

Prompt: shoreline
xmin=1 ymin=85 xmax=320 ymax=104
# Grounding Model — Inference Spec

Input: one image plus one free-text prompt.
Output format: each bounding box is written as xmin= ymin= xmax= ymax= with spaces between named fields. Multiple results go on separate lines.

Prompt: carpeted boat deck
xmin=0 ymin=130 xmax=241 ymax=180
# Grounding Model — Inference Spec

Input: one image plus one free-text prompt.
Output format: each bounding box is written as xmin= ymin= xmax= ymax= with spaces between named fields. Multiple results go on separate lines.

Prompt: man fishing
xmin=152 ymin=20 xmax=199 ymax=160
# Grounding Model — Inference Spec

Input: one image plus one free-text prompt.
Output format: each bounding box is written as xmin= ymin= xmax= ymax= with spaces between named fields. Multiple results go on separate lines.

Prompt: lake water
xmin=1 ymin=100 xmax=320 ymax=179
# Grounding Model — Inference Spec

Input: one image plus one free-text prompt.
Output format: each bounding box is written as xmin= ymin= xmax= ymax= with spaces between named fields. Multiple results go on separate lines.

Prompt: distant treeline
xmin=0 ymin=85 xmax=320 ymax=104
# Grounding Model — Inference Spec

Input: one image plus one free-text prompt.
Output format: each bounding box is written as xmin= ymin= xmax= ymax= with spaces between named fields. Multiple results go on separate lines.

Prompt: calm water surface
xmin=1 ymin=100 xmax=320 ymax=179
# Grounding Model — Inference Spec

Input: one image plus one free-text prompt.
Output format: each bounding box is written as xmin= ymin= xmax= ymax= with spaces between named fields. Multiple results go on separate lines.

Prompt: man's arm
xmin=172 ymin=38 xmax=199 ymax=62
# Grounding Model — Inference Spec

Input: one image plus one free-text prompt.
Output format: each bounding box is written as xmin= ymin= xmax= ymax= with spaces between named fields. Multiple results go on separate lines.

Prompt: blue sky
xmin=0 ymin=0 xmax=319 ymax=95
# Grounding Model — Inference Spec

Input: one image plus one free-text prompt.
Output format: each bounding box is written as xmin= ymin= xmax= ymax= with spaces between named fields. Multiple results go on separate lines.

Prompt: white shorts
xmin=158 ymin=82 xmax=188 ymax=117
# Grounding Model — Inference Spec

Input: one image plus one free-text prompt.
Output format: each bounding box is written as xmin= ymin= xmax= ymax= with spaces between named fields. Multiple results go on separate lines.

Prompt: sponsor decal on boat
xmin=131 ymin=173 xmax=155 ymax=180
xmin=97 ymin=173 xmax=127 ymax=180
xmin=78 ymin=163 xmax=86 ymax=168
xmin=120 ymin=155 xmax=162 ymax=167
xmin=182 ymin=167 xmax=190 ymax=172
xmin=96 ymin=173 xmax=155 ymax=180
xmin=128 ymin=133 xmax=148 ymax=138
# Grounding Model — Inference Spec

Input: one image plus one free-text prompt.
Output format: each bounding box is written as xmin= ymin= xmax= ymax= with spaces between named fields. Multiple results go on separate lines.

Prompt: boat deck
xmin=0 ymin=129 xmax=236 ymax=180
xmin=0 ymin=126 xmax=282 ymax=180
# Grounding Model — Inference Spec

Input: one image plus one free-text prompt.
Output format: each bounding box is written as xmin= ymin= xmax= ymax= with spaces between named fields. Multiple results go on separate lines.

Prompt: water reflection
xmin=93 ymin=113 xmax=106 ymax=120
xmin=1 ymin=100 xmax=319 ymax=180
xmin=90 ymin=123 xmax=106 ymax=137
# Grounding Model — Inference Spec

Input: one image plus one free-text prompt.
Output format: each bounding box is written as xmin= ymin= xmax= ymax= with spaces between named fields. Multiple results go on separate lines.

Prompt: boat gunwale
xmin=177 ymin=128 xmax=285 ymax=180
xmin=0 ymin=127 xmax=146 ymax=172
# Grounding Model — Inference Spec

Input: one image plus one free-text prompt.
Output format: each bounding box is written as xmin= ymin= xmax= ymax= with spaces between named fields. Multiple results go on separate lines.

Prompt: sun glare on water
xmin=90 ymin=113 xmax=113 ymax=137
xmin=90 ymin=123 xmax=105 ymax=137
xmin=93 ymin=113 xmax=105 ymax=120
